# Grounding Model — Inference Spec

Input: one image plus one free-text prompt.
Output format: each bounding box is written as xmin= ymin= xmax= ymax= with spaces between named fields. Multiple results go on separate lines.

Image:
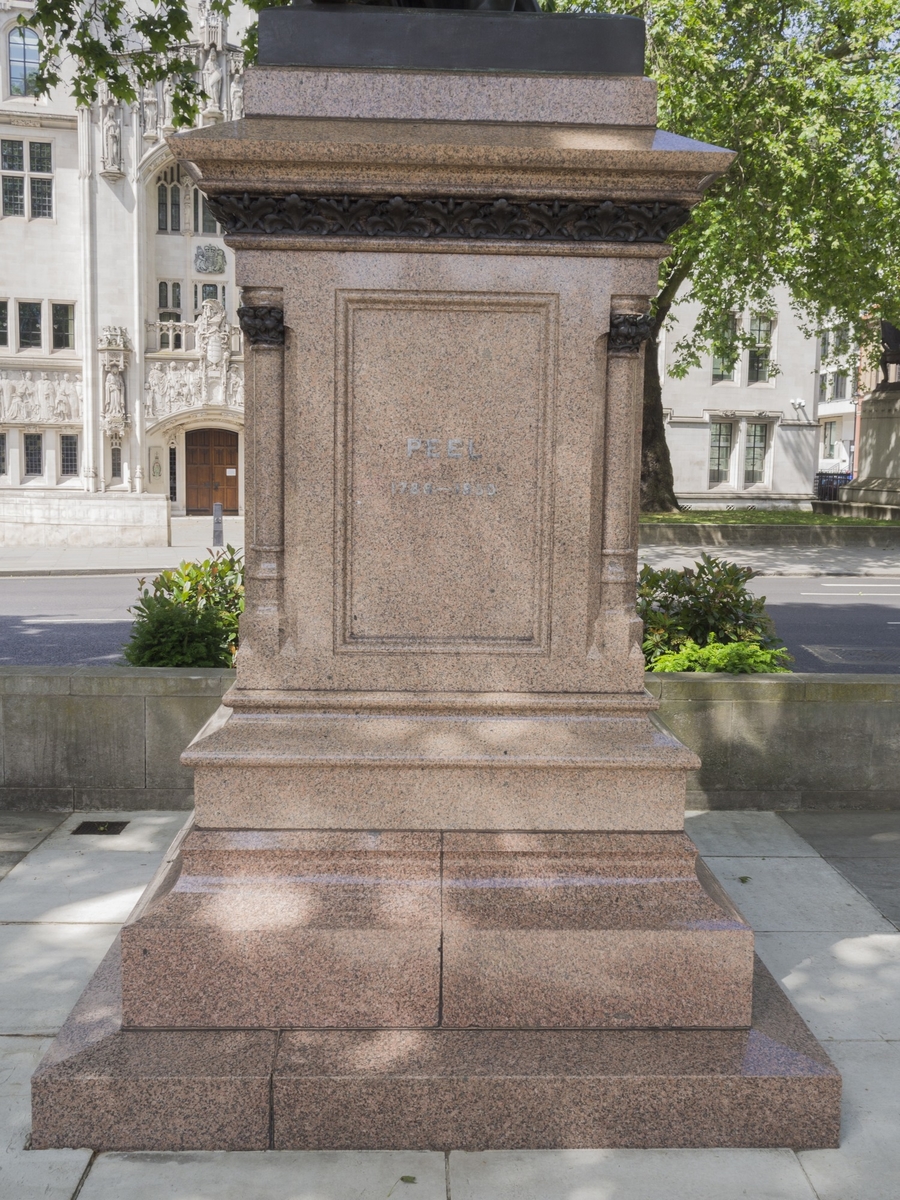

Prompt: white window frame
xmin=0 ymin=134 xmax=54 ymax=222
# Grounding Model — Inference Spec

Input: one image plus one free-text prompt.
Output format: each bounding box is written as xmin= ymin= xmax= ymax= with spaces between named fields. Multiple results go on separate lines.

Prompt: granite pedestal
xmin=32 ymin=7 xmax=840 ymax=1150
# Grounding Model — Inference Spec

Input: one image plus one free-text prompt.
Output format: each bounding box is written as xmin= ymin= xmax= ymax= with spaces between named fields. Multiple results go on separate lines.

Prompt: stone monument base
xmin=32 ymin=939 xmax=839 ymax=1151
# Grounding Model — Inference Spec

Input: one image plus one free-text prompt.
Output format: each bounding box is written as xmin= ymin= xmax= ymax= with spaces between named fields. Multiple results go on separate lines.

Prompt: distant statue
xmin=881 ymin=320 xmax=900 ymax=384
xmin=230 ymin=70 xmax=244 ymax=120
xmin=163 ymin=78 xmax=176 ymax=129
xmin=104 ymin=366 xmax=125 ymax=419
xmin=203 ymin=49 xmax=224 ymax=112
xmin=197 ymin=299 xmax=228 ymax=366
xmin=143 ymin=88 xmax=159 ymax=140
xmin=103 ymin=108 xmax=121 ymax=171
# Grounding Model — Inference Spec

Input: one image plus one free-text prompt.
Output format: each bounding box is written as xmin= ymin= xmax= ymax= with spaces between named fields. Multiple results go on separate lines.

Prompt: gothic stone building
xmin=0 ymin=1 xmax=247 ymax=544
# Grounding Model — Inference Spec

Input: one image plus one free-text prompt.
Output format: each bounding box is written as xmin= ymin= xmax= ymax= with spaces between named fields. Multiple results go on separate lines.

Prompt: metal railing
xmin=814 ymin=471 xmax=853 ymax=501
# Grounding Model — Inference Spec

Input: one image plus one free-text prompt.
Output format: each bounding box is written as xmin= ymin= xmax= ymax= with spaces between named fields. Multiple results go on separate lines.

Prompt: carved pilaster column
xmin=590 ymin=303 xmax=655 ymax=689
xmin=237 ymin=289 xmax=285 ymax=664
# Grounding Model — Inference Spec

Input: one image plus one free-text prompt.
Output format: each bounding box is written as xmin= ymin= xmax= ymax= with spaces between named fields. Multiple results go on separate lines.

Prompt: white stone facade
xmin=0 ymin=1 xmax=249 ymax=542
xmin=660 ymin=288 xmax=830 ymax=509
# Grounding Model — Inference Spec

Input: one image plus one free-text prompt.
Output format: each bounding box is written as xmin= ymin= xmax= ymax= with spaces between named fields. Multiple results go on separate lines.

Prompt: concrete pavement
xmin=0 ymin=807 xmax=897 ymax=1198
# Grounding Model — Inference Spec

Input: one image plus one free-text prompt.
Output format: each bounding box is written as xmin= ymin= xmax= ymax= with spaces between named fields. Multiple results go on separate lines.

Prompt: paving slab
xmin=0 ymin=812 xmax=188 ymax=924
xmin=449 ymin=1147 xmax=819 ymax=1200
xmin=755 ymin=931 xmax=900 ymax=1041
xmin=0 ymin=1036 xmax=92 ymax=1198
xmin=0 ymin=812 xmax=67 ymax=853
xmin=0 ymin=854 xmax=22 ymax=883
xmin=799 ymin=1039 xmax=900 ymax=1200
xmin=702 ymin=856 xmax=896 ymax=933
xmin=825 ymin=859 xmax=900 ymax=928
xmin=77 ymin=1150 xmax=446 ymax=1199
xmin=0 ymin=922 xmax=119 ymax=1035
xmin=641 ymin=545 xmax=900 ymax=576
xmin=685 ymin=811 xmax=818 ymax=858
xmin=780 ymin=811 xmax=900 ymax=858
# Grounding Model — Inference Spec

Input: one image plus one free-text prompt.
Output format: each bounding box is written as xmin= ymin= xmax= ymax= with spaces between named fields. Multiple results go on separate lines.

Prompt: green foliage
xmin=638 ymin=552 xmax=786 ymax=665
xmin=649 ymin=637 xmax=793 ymax=673
xmin=20 ymin=0 xmax=292 ymax=123
xmin=557 ymin=0 xmax=900 ymax=367
xmin=123 ymin=546 xmax=243 ymax=668
xmin=640 ymin=509 xmax=893 ymax=526
xmin=123 ymin=597 xmax=235 ymax=667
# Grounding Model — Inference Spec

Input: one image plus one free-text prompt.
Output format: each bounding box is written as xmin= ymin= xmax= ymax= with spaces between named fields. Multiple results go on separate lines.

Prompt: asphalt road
xmin=0 ymin=575 xmax=139 ymax=666
xmin=0 ymin=573 xmax=899 ymax=671
xmin=749 ymin=576 xmax=900 ymax=672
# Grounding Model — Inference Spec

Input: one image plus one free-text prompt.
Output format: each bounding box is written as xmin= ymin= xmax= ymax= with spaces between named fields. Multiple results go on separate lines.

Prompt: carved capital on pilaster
xmin=608 ymin=312 xmax=655 ymax=355
xmin=237 ymin=305 xmax=285 ymax=347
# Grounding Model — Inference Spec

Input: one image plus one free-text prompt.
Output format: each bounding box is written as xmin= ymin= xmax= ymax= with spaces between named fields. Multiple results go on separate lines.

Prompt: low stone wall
xmin=0 ymin=667 xmax=232 ymax=811
xmin=0 ymin=492 xmax=171 ymax=546
xmin=639 ymin=522 xmax=900 ymax=547
xmin=647 ymin=673 xmax=900 ymax=810
xmin=0 ymin=668 xmax=895 ymax=812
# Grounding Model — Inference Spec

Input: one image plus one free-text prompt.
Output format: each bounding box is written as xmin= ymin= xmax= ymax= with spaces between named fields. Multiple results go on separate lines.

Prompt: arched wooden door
xmin=185 ymin=429 xmax=239 ymax=514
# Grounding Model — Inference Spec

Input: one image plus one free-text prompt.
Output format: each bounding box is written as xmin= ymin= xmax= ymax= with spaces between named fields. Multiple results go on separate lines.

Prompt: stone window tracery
xmin=2 ymin=138 xmax=53 ymax=219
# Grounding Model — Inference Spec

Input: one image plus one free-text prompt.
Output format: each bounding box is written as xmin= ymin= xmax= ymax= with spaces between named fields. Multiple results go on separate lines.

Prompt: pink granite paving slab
xmin=272 ymin=959 xmax=840 ymax=1151
xmin=440 ymin=831 xmax=753 ymax=1028
xmin=31 ymin=938 xmax=276 ymax=1151
xmin=120 ymin=830 xmax=442 ymax=1027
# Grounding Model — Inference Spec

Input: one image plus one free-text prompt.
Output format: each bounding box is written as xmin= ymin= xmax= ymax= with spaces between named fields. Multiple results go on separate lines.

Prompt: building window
xmin=201 ymin=283 xmax=218 ymax=304
xmin=833 ymin=372 xmax=847 ymax=401
xmin=60 ymin=434 xmax=79 ymax=476
xmin=748 ymin=315 xmax=773 ymax=383
xmin=157 ymin=183 xmax=168 ymax=231
xmin=51 ymin=303 xmax=74 ymax=350
xmin=711 ymin=315 xmax=738 ymax=383
xmin=9 ymin=28 xmax=39 ymax=97
xmin=818 ymin=373 xmax=828 ymax=405
xmin=24 ymin=433 xmax=42 ymax=477
xmin=0 ymin=300 xmax=7 ymax=347
xmin=111 ymin=446 xmax=122 ymax=480
xmin=823 ymin=421 xmax=836 ymax=460
xmin=170 ymin=184 xmax=181 ymax=232
xmin=169 ymin=446 xmax=177 ymax=502
xmin=202 ymin=196 xmax=217 ymax=234
xmin=0 ymin=433 xmax=6 ymax=476
xmin=744 ymin=422 xmax=768 ymax=486
xmin=18 ymin=301 xmax=41 ymax=349
xmin=158 ymin=279 xmax=183 ymax=349
xmin=1 ymin=138 xmax=52 ymax=219
xmin=709 ymin=421 xmax=733 ymax=486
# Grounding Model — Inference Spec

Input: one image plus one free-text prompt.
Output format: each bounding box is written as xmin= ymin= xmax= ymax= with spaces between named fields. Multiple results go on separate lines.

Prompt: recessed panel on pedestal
xmin=335 ymin=290 xmax=556 ymax=653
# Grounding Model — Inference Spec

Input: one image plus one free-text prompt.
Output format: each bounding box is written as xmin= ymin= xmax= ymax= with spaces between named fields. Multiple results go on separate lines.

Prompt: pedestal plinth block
xmin=33 ymin=9 xmax=840 ymax=1151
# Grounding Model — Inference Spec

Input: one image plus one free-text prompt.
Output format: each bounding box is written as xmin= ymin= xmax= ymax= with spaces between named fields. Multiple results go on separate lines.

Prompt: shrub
xmin=123 ymin=546 xmax=244 ymax=668
xmin=638 ymin=553 xmax=789 ymax=668
xmin=649 ymin=637 xmax=793 ymax=674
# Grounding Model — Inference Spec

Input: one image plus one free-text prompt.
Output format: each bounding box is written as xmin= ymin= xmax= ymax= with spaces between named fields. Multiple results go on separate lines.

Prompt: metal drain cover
xmin=72 ymin=821 xmax=130 ymax=835
xmin=803 ymin=645 xmax=900 ymax=665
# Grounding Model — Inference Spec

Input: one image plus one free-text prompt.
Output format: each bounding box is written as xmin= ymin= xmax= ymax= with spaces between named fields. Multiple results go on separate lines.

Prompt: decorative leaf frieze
xmin=207 ymin=193 xmax=691 ymax=244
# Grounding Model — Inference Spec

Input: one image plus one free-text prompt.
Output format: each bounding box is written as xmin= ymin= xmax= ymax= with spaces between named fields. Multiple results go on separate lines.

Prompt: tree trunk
xmin=640 ymin=333 xmax=679 ymax=512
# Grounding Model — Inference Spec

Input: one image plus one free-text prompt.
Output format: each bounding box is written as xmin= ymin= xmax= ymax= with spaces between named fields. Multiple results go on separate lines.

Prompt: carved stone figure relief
xmin=142 ymin=87 xmax=159 ymax=142
xmin=99 ymin=102 xmax=124 ymax=179
xmin=143 ymin=305 xmax=244 ymax=424
xmin=202 ymin=49 xmax=224 ymax=114
xmin=229 ymin=69 xmax=244 ymax=120
xmin=0 ymin=370 xmax=83 ymax=423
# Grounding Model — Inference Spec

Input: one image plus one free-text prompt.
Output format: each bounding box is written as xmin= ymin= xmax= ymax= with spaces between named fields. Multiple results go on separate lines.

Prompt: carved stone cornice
xmin=608 ymin=312 xmax=655 ymax=354
xmin=207 ymin=193 xmax=690 ymax=244
xmin=237 ymin=305 xmax=285 ymax=346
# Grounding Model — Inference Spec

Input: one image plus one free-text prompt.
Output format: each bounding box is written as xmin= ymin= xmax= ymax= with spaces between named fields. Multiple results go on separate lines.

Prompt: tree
xmin=22 ymin=0 xmax=900 ymax=509
xmin=558 ymin=0 xmax=900 ymax=508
